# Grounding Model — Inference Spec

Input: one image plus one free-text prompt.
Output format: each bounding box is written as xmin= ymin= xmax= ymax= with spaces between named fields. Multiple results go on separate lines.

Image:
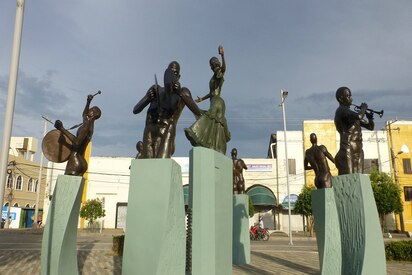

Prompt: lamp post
xmin=280 ymin=90 xmax=293 ymax=245
xmin=0 ymin=0 xmax=26 ymax=218
xmin=387 ymin=121 xmax=409 ymax=232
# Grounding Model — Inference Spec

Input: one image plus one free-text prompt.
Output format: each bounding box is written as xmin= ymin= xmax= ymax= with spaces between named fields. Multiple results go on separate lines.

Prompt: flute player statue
xmin=133 ymin=61 xmax=202 ymax=158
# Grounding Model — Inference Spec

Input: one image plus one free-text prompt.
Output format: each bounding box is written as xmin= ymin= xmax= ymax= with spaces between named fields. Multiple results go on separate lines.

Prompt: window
xmin=288 ymin=159 xmax=296 ymax=175
xmin=34 ymin=180 xmax=38 ymax=192
xmin=6 ymin=175 xmax=13 ymax=189
xmin=27 ymin=178 xmax=33 ymax=192
xmin=405 ymin=186 xmax=412 ymax=202
xmin=15 ymin=176 xmax=22 ymax=190
xmin=13 ymin=203 xmax=19 ymax=207
xmin=25 ymin=204 xmax=30 ymax=207
xmin=364 ymin=159 xmax=379 ymax=174
xmin=403 ymin=159 xmax=412 ymax=174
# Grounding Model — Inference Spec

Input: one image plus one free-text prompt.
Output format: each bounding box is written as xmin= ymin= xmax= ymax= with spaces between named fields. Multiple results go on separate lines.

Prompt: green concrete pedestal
xmin=189 ymin=147 xmax=233 ymax=275
xmin=311 ymin=188 xmax=341 ymax=275
xmin=332 ymin=173 xmax=386 ymax=275
xmin=122 ymin=159 xmax=186 ymax=275
xmin=233 ymin=194 xmax=250 ymax=265
xmin=41 ymin=175 xmax=84 ymax=275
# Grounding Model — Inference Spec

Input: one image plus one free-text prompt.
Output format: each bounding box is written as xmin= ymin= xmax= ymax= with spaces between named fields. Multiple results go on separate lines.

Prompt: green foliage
xmin=294 ymin=184 xmax=316 ymax=236
xmin=385 ymin=241 xmax=412 ymax=261
xmin=369 ymin=170 xmax=403 ymax=215
xmin=294 ymin=184 xmax=316 ymax=217
xmin=112 ymin=235 xmax=125 ymax=256
xmin=80 ymin=198 xmax=106 ymax=226
xmin=248 ymin=196 xmax=254 ymax=218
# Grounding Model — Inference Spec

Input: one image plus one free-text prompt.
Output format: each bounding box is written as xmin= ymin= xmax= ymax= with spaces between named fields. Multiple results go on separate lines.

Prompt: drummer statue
xmin=42 ymin=93 xmax=101 ymax=176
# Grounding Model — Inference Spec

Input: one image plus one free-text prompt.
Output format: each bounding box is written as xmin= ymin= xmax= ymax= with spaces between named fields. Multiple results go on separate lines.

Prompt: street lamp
xmin=0 ymin=0 xmax=26 ymax=220
xmin=280 ymin=90 xmax=293 ymax=245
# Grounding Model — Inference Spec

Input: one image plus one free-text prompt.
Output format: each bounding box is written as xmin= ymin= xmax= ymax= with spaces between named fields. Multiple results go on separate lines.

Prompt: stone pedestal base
xmin=41 ymin=175 xmax=84 ymax=275
xmin=122 ymin=159 xmax=185 ymax=275
xmin=233 ymin=194 xmax=250 ymax=265
xmin=312 ymin=188 xmax=341 ymax=275
xmin=312 ymin=174 xmax=386 ymax=275
xmin=189 ymin=147 xmax=233 ymax=275
xmin=333 ymin=173 xmax=386 ymax=275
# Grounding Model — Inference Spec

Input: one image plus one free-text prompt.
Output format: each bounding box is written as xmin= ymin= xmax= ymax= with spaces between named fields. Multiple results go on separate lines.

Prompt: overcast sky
xmin=1 ymin=1 xmax=411 ymax=160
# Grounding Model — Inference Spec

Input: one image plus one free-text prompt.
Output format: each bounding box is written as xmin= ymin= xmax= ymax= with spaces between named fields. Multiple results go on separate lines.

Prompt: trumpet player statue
xmin=334 ymin=87 xmax=374 ymax=175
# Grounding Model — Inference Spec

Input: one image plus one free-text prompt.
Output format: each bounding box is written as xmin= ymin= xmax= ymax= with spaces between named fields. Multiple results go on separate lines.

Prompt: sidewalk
xmin=0 ymin=230 xmax=411 ymax=274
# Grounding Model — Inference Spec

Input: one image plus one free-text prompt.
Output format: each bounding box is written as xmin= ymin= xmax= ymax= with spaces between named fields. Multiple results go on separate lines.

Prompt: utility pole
xmin=0 ymin=0 xmax=26 ymax=217
xmin=33 ymin=116 xmax=48 ymax=228
xmin=387 ymin=120 xmax=405 ymax=232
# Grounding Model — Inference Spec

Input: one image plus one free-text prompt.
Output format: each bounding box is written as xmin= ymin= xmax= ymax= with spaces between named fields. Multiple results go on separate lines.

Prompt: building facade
xmin=2 ymin=154 xmax=46 ymax=228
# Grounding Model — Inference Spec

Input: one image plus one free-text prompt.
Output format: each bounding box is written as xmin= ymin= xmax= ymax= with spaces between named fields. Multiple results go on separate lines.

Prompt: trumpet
xmin=352 ymin=104 xmax=384 ymax=118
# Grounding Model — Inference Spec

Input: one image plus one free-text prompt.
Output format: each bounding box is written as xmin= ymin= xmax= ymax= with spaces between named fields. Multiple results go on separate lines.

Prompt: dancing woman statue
xmin=184 ymin=45 xmax=231 ymax=154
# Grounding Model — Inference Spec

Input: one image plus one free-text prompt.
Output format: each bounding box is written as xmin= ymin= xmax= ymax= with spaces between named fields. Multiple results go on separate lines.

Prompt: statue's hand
xmin=218 ymin=45 xmax=224 ymax=55
xmin=87 ymin=94 xmax=93 ymax=102
xmin=54 ymin=120 xmax=63 ymax=130
xmin=360 ymin=102 xmax=368 ymax=111
xmin=366 ymin=111 xmax=374 ymax=120
xmin=147 ymin=88 xmax=156 ymax=99
xmin=195 ymin=96 xmax=203 ymax=103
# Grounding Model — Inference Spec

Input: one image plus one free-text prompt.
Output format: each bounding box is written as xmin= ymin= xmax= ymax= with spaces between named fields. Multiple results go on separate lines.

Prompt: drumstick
xmin=42 ymin=116 xmax=54 ymax=125
xmin=91 ymin=90 xmax=102 ymax=98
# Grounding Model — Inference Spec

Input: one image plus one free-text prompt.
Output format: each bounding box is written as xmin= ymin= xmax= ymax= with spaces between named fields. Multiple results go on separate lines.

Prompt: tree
xmin=80 ymin=198 xmax=106 ymax=230
xmin=369 ymin=169 xmax=403 ymax=232
xmin=294 ymin=184 xmax=316 ymax=236
xmin=248 ymin=196 xmax=254 ymax=218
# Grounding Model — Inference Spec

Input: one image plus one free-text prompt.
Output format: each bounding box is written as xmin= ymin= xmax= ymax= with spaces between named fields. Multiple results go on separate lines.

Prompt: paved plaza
xmin=0 ymin=229 xmax=410 ymax=274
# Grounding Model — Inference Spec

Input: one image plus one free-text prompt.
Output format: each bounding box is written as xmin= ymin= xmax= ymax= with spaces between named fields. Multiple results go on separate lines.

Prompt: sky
xmin=1 ymin=1 xmax=411 ymax=160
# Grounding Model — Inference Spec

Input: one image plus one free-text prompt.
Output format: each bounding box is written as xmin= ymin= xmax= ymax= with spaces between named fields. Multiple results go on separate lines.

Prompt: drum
xmin=42 ymin=129 xmax=72 ymax=163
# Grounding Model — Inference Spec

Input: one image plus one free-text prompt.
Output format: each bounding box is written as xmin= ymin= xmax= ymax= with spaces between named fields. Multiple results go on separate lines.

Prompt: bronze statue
xmin=304 ymin=133 xmax=335 ymax=189
xmin=133 ymin=61 xmax=201 ymax=158
xmin=184 ymin=45 xmax=231 ymax=154
xmin=334 ymin=87 xmax=374 ymax=175
xmin=134 ymin=141 xmax=143 ymax=159
xmin=42 ymin=93 xmax=101 ymax=176
xmin=231 ymin=148 xmax=247 ymax=194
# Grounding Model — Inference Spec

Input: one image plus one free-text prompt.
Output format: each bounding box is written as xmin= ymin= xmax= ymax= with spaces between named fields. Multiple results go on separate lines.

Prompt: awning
xmin=246 ymin=184 xmax=277 ymax=212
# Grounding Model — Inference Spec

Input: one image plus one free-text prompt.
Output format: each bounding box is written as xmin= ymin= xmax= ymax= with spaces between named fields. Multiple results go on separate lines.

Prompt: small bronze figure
xmin=133 ymin=61 xmax=201 ymax=158
xmin=184 ymin=45 xmax=231 ymax=154
xmin=231 ymin=148 xmax=247 ymax=194
xmin=334 ymin=87 xmax=374 ymax=175
xmin=304 ymin=133 xmax=335 ymax=189
xmin=43 ymin=93 xmax=101 ymax=176
xmin=134 ymin=141 xmax=143 ymax=159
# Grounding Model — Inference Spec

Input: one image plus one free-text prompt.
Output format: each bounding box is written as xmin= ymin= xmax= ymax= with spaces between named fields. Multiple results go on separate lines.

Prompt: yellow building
xmin=387 ymin=120 xmax=412 ymax=232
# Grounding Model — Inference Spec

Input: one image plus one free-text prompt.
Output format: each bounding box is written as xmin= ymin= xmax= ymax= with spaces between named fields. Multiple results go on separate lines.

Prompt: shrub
xmin=385 ymin=241 xmax=412 ymax=261
xmin=113 ymin=235 xmax=125 ymax=256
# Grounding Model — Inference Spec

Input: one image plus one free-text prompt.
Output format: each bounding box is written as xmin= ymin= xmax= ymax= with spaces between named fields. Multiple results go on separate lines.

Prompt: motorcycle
xmin=250 ymin=225 xmax=270 ymax=241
